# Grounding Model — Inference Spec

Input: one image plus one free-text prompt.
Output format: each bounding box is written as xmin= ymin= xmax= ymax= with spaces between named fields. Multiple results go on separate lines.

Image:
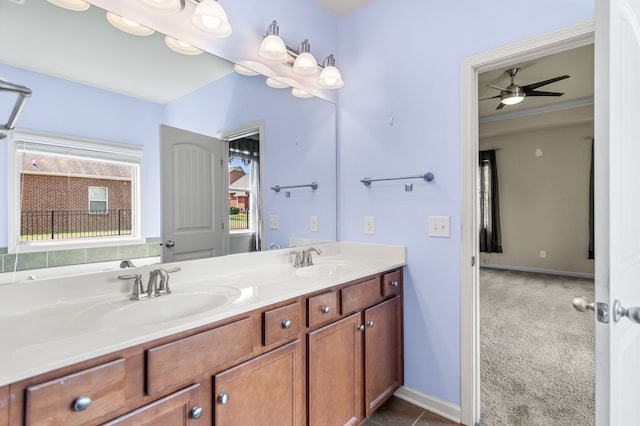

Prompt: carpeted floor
xmin=478 ymin=268 xmax=595 ymax=426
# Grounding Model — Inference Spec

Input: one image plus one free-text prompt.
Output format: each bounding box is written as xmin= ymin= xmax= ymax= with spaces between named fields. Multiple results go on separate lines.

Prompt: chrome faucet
xmin=302 ymin=247 xmax=322 ymax=266
xmin=118 ymin=267 xmax=180 ymax=300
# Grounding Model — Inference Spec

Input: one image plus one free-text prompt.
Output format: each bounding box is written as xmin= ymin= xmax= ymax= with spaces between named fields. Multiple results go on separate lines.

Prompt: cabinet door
xmin=104 ymin=384 xmax=203 ymax=426
xmin=214 ymin=340 xmax=303 ymax=426
xmin=364 ymin=297 xmax=403 ymax=417
xmin=307 ymin=313 xmax=363 ymax=426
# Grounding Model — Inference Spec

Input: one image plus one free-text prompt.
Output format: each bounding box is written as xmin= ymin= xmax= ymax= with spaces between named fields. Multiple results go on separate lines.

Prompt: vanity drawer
xmin=382 ymin=269 xmax=402 ymax=297
xmin=25 ymin=358 xmax=125 ymax=426
xmin=146 ymin=317 xmax=255 ymax=395
xmin=307 ymin=291 xmax=340 ymax=328
xmin=341 ymin=277 xmax=381 ymax=314
xmin=263 ymin=301 xmax=301 ymax=346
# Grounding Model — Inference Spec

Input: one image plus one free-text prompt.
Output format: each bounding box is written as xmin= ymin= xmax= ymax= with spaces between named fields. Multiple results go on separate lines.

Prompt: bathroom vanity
xmin=0 ymin=242 xmax=405 ymax=425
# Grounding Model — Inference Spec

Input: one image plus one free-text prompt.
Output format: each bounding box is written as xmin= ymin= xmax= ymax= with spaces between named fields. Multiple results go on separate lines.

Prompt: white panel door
xmin=160 ymin=125 xmax=228 ymax=262
xmin=595 ymin=0 xmax=640 ymax=424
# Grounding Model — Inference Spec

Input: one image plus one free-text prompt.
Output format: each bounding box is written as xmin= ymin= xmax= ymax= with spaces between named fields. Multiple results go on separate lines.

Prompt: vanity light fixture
xmin=137 ymin=0 xmax=185 ymax=13
xmin=258 ymin=21 xmax=289 ymax=62
xmin=191 ymin=0 xmax=232 ymax=37
xmin=318 ymin=54 xmax=344 ymax=89
xmin=291 ymin=88 xmax=313 ymax=98
xmin=291 ymin=40 xmax=318 ymax=75
xmin=266 ymin=78 xmax=289 ymax=89
xmin=106 ymin=12 xmax=155 ymax=36
xmin=165 ymin=36 xmax=203 ymax=55
xmin=234 ymin=64 xmax=260 ymax=76
xmin=46 ymin=0 xmax=90 ymax=11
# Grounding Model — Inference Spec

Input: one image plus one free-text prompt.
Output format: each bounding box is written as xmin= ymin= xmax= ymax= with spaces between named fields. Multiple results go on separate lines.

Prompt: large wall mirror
xmin=0 ymin=0 xmax=337 ymax=282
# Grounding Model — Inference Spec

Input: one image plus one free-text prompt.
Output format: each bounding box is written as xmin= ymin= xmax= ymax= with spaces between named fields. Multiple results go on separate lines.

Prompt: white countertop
xmin=0 ymin=242 xmax=405 ymax=386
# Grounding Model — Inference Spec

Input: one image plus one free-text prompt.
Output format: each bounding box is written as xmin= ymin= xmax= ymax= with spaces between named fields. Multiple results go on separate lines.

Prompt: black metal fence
xmin=21 ymin=209 xmax=132 ymax=241
xmin=229 ymin=213 xmax=250 ymax=230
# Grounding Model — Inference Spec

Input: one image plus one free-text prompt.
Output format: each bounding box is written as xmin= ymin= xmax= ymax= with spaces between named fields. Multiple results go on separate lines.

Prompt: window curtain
xmin=588 ymin=139 xmax=594 ymax=259
xmin=479 ymin=150 xmax=503 ymax=253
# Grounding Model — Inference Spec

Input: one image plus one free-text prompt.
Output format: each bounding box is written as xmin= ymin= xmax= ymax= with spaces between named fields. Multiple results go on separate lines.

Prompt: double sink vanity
xmin=0 ymin=242 xmax=405 ymax=425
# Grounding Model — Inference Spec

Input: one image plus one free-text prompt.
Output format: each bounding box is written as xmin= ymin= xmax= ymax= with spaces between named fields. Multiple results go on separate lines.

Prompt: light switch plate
xmin=364 ymin=216 xmax=375 ymax=235
xmin=310 ymin=216 xmax=318 ymax=232
xmin=428 ymin=216 xmax=450 ymax=238
xmin=268 ymin=215 xmax=279 ymax=230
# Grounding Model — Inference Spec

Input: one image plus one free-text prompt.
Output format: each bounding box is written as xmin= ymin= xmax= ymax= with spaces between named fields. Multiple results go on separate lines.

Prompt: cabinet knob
xmin=218 ymin=393 xmax=230 ymax=405
xmin=321 ymin=306 xmax=330 ymax=314
xmin=357 ymin=324 xmax=365 ymax=332
xmin=367 ymin=321 xmax=375 ymax=328
xmin=190 ymin=406 xmax=204 ymax=419
xmin=73 ymin=396 xmax=92 ymax=412
xmin=391 ymin=280 xmax=399 ymax=287
xmin=281 ymin=319 xmax=292 ymax=329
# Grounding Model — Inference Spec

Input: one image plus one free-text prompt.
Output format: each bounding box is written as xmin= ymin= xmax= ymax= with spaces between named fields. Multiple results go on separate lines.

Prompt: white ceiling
xmin=314 ymin=0 xmax=375 ymax=17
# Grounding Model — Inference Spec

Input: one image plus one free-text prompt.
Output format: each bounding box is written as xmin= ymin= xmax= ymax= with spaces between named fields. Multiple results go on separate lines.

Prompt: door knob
xmin=572 ymin=296 xmax=595 ymax=312
xmin=613 ymin=300 xmax=640 ymax=323
xmin=164 ymin=240 xmax=175 ymax=248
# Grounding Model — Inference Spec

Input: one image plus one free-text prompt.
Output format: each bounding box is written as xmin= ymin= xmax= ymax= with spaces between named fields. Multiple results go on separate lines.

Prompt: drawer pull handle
xmin=190 ymin=406 xmax=204 ymax=419
xmin=391 ymin=280 xmax=399 ymax=287
xmin=321 ymin=306 xmax=330 ymax=314
xmin=73 ymin=396 xmax=92 ymax=412
xmin=281 ymin=319 xmax=292 ymax=329
xmin=367 ymin=321 xmax=375 ymax=328
xmin=218 ymin=393 xmax=230 ymax=405
xmin=357 ymin=324 xmax=365 ymax=332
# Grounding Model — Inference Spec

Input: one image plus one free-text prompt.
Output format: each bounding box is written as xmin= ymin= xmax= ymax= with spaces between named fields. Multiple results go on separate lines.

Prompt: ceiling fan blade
xmin=496 ymin=102 xmax=506 ymax=110
xmin=479 ymin=95 xmax=502 ymax=101
xmin=522 ymin=75 xmax=570 ymax=91
xmin=525 ymin=90 xmax=565 ymax=97
xmin=487 ymin=84 xmax=507 ymax=91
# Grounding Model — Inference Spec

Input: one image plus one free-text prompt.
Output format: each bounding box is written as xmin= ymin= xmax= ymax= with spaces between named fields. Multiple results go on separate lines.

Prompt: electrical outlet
xmin=428 ymin=216 xmax=451 ymax=238
xmin=268 ymin=215 xmax=279 ymax=230
xmin=540 ymin=250 xmax=546 ymax=259
xmin=364 ymin=216 xmax=375 ymax=235
xmin=310 ymin=215 xmax=318 ymax=232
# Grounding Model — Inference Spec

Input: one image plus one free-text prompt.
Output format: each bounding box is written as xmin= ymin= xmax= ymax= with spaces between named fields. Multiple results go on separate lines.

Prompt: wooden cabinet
xmin=307 ymin=268 xmax=404 ymax=425
xmin=104 ymin=384 xmax=202 ymax=426
xmin=0 ymin=386 xmax=8 ymax=426
xmin=214 ymin=340 xmax=304 ymax=426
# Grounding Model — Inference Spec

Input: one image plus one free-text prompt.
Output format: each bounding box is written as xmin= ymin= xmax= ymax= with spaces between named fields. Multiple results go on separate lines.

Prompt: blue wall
xmin=337 ymin=0 xmax=594 ymax=407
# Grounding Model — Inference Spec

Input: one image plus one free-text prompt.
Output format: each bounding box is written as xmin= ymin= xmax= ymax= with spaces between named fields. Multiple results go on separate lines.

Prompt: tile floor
xmin=362 ymin=397 xmax=458 ymax=426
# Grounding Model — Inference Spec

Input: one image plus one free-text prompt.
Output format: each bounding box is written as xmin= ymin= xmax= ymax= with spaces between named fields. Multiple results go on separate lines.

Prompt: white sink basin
xmin=295 ymin=263 xmax=360 ymax=279
xmin=72 ymin=286 xmax=242 ymax=328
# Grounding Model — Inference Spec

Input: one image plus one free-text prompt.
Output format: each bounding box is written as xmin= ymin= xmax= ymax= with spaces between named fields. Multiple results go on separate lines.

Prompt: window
xmin=228 ymin=135 xmax=260 ymax=234
xmin=479 ymin=150 xmax=502 ymax=253
xmin=89 ymin=187 xmax=108 ymax=213
xmin=9 ymin=131 xmax=143 ymax=252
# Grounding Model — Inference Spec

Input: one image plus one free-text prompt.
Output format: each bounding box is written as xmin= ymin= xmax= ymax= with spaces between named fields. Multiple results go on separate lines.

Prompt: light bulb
xmin=318 ymin=66 xmax=344 ymax=89
xmin=165 ymin=36 xmax=203 ymax=55
xmin=191 ymin=0 xmax=232 ymax=37
xmin=106 ymin=12 xmax=155 ymax=36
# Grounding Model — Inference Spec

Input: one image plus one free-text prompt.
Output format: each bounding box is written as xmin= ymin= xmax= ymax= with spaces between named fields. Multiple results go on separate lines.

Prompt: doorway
xmin=459 ymin=22 xmax=595 ymax=425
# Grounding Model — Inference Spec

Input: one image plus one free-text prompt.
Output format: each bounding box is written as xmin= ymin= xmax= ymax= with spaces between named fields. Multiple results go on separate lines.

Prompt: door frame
xmin=459 ymin=21 xmax=595 ymax=425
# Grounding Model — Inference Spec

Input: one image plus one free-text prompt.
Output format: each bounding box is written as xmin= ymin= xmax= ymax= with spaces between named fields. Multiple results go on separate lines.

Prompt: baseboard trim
xmin=394 ymin=386 xmax=461 ymax=424
xmin=479 ymin=263 xmax=594 ymax=279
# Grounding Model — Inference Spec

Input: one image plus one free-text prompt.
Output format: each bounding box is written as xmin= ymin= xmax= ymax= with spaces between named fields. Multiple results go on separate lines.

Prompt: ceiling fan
xmin=480 ymin=67 xmax=570 ymax=110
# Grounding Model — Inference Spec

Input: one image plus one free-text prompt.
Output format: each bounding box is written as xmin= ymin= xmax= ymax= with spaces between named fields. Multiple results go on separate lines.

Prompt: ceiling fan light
xmin=292 ymin=40 xmax=318 ymax=75
xmin=191 ymin=0 xmax=232 ymax=37
xmin=292 ymin=88 xmax=313 ymax=98
xmin=234 ymin=64 xmax=259 ymax=76
xmin=165 ymin=36 xmax=203 ymax=55
xmin=500 ymin=95 xmax=525 ymax=105
xmin=258 ymin=21 xmax=288 ymax=62
xmin=137 ymin=0 xmax=185 ymax=13
xmin=106 ymin=12 xmax=155 ymax=36
xmin=266 ymin=77 xmax=289 ymax=88
xmin=46 ymin=0 xmax=90 ymax=11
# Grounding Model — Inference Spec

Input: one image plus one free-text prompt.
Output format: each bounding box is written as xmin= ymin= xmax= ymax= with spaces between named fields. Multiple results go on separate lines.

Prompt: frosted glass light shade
xmin=137 ymin=0 xmax=184 ymax=13
xmin=191 ymin=0 xmax=232 ymax=37
xmin=266 ymin=78 xmax=289 ymax=89
xmin=258 ymin=35 xmax=288 ymax=62
xmin=500 ymin=93 xmax=525 ymax=105
xmin=318 ymin=66 xmax=344 ymax=88
xmin=292 ymin=88 xmax=313 ymax=98
xmin=292 ymin=52 xmax=318 ymax=75
xmin=46 ymin=0 xmax=90 ymax=11
xmin=165 ymin=36 xmax=203 ymax=55
xmin=234 ymin=64 xmax=259 ymax=76
xmin=106 ymin=12 xmax=155 ymax=36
